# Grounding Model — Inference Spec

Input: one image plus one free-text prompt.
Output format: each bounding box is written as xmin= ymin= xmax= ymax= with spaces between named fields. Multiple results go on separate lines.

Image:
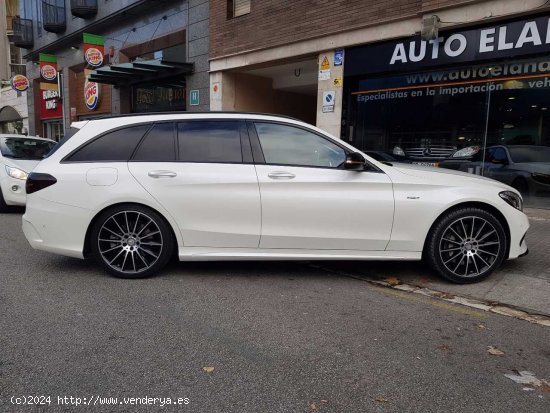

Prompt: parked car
xmin=0 ymin=134 xmax=56 ymax=212
xmin=439 ymin=145 xmax=550 ymax=197
xmin=22 ymin=113 xmax=528 ymax=283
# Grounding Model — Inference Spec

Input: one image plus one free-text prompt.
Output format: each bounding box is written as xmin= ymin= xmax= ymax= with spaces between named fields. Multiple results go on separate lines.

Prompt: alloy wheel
xmin=97 ymin=211 xmax=164 ymax=275
xmin=438 ymin=216 xmax=501 ymax=278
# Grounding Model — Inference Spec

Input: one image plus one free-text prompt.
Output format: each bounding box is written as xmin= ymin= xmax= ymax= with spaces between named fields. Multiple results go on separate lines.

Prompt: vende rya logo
xmin=41 ymin=64 xmax=57 ymax=81
xmin=85 ymin=47 xmax=104 ymax=67
xmin=84 ymin=79 xmax=100 ymax=110
xmin=11 ymin=74 xmax=29 ymax=92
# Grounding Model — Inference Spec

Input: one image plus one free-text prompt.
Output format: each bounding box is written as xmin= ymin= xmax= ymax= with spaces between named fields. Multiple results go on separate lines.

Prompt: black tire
xmin=90 ymin=205 xmax=174 ymax=279
xmin=425 ymin=207 xmax=507 ymax=284
xmin=0 ymin=187 xmax=11 ymax=213
xmin=511 ymin=178 xmax=529 ymax=196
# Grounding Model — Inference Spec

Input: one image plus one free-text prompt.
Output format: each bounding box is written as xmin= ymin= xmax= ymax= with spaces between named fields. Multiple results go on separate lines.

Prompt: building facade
xmin=0 ymin=0 xmax=28 ymax=135
xmin=210 ymin=0 xmax=550 ymax=207
xmin=15 ymin=0 xmax=209 ymax=141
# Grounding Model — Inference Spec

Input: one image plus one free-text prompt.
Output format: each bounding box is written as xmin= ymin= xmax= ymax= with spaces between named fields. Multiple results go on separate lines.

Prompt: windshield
xmin=509 ymin=146 xmax=550 ymax=163
xmin=0 ymin=138 xmax=56 ymax=160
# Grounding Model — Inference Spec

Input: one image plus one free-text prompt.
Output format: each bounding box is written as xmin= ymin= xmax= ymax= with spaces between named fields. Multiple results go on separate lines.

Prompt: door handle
xmin=148 ymin=170 xmax=177 ymax=178
xmin=268 ymin=171 xmax=296 ymax=180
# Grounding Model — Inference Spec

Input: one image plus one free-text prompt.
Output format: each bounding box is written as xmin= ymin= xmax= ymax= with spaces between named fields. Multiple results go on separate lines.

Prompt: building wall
xmin=22 ymin=0 xmax=210 ymax=136
xmin=210 ymin=0 xmax=422 ymax=59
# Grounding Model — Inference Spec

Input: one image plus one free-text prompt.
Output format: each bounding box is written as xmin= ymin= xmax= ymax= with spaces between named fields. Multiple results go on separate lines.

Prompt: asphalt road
xmin=1 ymin=211 xmax=549 ymax=412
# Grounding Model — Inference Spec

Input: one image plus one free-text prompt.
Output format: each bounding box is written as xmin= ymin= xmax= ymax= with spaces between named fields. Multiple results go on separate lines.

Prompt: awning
xmin=0 ymin=106 xmax=22 ymax=123
xmin=88 ymin=59 xmax=193 ymax=86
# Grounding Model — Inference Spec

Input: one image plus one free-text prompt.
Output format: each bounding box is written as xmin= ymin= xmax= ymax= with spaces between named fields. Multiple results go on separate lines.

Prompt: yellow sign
xmin=320 ymin=56 xmax=330 ymax=70
xmin=333 ymin=77 xmax=343 ymax=87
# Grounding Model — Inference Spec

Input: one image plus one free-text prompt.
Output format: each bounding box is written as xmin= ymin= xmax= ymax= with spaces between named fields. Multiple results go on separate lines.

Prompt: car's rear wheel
xmin=90 ymin=205 xmax=174 ymax=279
xmin=426 ymin=207 xmax=507 ymax=283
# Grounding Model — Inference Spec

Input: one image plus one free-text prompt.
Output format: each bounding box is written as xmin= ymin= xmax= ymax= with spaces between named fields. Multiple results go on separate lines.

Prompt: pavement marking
xmin=307 ymin=264 xmax=550 ymax=327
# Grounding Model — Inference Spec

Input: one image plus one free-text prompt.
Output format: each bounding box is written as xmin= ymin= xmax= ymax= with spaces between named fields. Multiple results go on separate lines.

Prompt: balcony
xmin=71 ymin=0 xmax=97 ymax=18
xmin=12 ymin=16 xmax=33 ymax=49
xmin=42 ymin=0 xmax=66 ymax=33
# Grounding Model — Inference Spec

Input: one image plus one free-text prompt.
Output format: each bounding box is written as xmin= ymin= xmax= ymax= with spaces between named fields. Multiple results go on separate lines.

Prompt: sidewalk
xmin=322 ymin=208 xmax=550 ymax=316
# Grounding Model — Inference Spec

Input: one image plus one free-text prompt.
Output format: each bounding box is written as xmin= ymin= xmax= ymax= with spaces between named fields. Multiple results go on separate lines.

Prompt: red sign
xmin=85 ymin=46 xmax=104 ymax=67
xmin=84 ymin=78 xmax=100 ymax=110
xmin=11 ymin=75 xmax=29 ymax=92
xmin=39 ymin=89 xmax=63 ymax=119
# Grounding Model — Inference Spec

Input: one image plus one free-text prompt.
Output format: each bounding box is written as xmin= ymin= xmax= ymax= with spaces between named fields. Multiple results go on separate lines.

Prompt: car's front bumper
xmin=0 ymin=175 xmax=27 ymax=206
xmin=504 ymin=206 xmax=529 ymax=260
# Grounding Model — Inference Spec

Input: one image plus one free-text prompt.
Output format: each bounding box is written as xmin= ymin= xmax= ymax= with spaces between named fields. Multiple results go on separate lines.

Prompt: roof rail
xmin=89 ymin=111 xmax=301 ymax=122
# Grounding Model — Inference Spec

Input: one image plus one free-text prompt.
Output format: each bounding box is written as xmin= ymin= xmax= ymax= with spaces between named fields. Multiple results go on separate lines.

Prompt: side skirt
xmin=178 ymin=247 xmax=422 ymax=261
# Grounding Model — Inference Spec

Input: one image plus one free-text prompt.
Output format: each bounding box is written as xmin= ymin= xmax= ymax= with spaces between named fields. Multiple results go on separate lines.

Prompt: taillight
xmin=26 ymin=172 xmax=57 ymax=194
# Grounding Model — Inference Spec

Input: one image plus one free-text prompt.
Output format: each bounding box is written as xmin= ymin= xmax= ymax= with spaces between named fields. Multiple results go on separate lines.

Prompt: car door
xmin=128 ymin=120 xmax=261 ymax=248
xmin=482 ymin=146 xmax=515 ymax=186
xmin=250 ymin=121 xmax=394 ymax=251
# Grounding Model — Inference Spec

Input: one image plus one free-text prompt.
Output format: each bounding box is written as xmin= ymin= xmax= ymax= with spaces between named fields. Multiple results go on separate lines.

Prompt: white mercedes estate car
xmin=0 ymin=134 xmax=56 ymax=212
xmin=22 ymin=113 xmax=529 ymax=283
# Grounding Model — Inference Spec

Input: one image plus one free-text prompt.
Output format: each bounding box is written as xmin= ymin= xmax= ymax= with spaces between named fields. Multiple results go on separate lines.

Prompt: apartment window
xmin=228 ymin=0 xmax=250 ymax=18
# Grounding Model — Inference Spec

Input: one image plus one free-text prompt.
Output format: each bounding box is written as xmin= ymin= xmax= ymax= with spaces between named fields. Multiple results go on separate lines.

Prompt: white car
xmin=0 ymin=134 xmax=56 ymax=212
xmin=22 ymin=113 xmax=529 ymax=283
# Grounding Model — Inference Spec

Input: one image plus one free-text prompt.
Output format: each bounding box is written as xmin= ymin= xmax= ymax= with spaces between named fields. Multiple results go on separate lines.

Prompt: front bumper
xmin=505 ymin=207 xmax=529 ymax=260
xmin=0 ymin=175 xmax=27 ymax=206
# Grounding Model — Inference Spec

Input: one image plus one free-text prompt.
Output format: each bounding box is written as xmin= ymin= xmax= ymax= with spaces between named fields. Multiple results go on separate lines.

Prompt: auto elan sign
xmin=345 ymin=15 xmax=550 ymax=76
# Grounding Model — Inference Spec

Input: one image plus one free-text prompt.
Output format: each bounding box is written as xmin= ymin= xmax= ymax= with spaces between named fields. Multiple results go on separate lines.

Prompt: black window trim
xmin=250 ymin=120 xmax=382 ymax=172
xmin=61 ymin=121 xmax=155 ymax=164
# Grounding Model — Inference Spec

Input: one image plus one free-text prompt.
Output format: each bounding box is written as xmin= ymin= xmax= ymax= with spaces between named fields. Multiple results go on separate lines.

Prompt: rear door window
xmin=65 ymin=124 xmax=151 ymax=162
xmin=132 ymin=122 xmax=176 ymax=162
xmin=177 ymin=121 xmax=242 ymax=163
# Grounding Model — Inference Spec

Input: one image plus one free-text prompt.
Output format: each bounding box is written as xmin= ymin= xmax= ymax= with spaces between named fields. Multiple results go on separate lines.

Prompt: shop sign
xmin=39 ymin=53 xmax=58 ymax=92
xmin=84 ymin=78 xmax=100 ymax=110
xmin=83 ymin=33 xmax=105 ymax=68
xmin=40 ymin=89 xmax=63 ymax=119
xmin=345 ymin=15 xmax=550 ymax=76
xmin=132 ymin=84 xmax=186 ymax=112
xmin=10 ymin=74 xmax=29 ymax=92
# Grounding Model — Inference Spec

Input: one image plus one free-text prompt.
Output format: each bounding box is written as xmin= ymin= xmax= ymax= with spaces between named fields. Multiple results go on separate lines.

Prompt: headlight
xmin=499 ymin=191 xmax=523 ymax=211
xmin=452 ymin=146 xmax=480 ymax=158
xmin=532 ymin=173 xmax=550 ymax=185
xmin=5 ymin=166 xmax=28 ymax=180
xmin=393 ymin=146 xmax=405 ymax=156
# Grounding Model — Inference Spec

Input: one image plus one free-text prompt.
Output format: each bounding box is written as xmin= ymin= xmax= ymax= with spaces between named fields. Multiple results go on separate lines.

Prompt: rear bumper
xmin=23 ymin=196 xmax=90 ymax=259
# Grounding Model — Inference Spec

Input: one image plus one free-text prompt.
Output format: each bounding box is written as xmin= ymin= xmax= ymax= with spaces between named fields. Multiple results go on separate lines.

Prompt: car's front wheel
xmin=426 ymin=207 xmax=507 ymax=283
xmin=90 ymin=205 xmax=174 ymax=279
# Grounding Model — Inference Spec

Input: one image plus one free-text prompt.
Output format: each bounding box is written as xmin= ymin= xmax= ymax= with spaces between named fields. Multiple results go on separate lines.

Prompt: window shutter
xmin=234 ymin=0 xmax=251 ymax=17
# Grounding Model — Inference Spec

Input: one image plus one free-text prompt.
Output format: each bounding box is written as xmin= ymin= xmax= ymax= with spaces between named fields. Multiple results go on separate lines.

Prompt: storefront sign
xmin=83 ymin=33 xmax=105 ymax=68
xmin=39 ymin=53 xmax=58 ymax=91
xmin=345 ymin=15 xmax=550 ymax=76
xmin=10 ymin=74 xmax=29 ymax=92
xmin=40 ymin=89 xmax=63 ymax=119
xmin=132 ymin=84 xmax=186 ymax=112
xmin=84 ymin=78 xmax=100 ymax=110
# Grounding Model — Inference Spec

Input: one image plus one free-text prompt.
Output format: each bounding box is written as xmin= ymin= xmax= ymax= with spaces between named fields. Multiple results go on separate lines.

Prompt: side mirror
xmin=491 ymin=158 xmax=508 ymax=165
xmin=344 ymin=152 xmax=366 ymax=170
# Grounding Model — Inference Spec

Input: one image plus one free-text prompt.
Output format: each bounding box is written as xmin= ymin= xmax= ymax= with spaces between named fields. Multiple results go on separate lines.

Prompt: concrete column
xmin=209 ymin=71 xmax=235 ymax=111
xmin=316 ymin=50 xmax=344 ymax=138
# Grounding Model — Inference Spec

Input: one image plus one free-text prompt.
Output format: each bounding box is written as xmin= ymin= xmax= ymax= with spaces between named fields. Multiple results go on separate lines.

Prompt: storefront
xmin=343 ymin=14 xmax=550 ymax=207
